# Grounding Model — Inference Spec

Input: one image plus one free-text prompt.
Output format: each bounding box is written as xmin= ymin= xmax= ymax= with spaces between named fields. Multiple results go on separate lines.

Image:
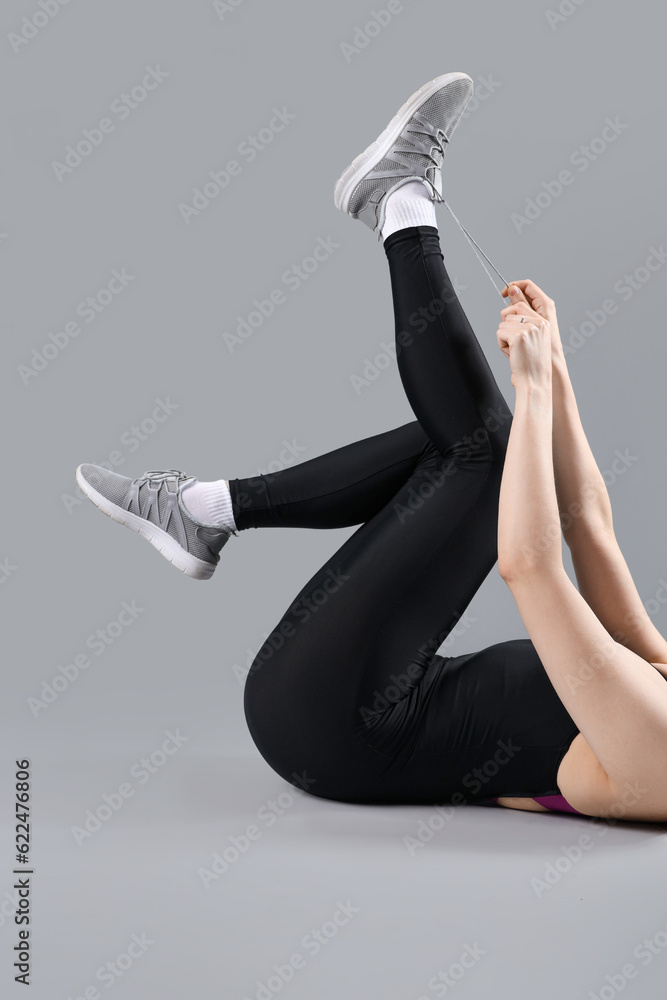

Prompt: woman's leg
xmin=229 ymin=227 xmax=510 ymax=532
xmin=228 ymin=221 xmax=510 ymax=531
xmin=386 ymin=226 xmax=511 ymax=458
xmin=229 ymin=420 xmax=431 ymax=530
xmin=243 ymin=225 xmax=515 ymax=804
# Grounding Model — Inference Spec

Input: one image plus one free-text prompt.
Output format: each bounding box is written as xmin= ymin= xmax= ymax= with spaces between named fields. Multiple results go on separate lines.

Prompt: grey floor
xmin=6 ymin=754 xmax=666 ymax=999
xmin=4 ymin=0 xmax=667 ymax=996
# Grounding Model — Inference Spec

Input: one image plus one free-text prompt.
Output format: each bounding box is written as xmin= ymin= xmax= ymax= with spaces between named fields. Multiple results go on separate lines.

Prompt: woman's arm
xmin=551 ymin=351 xmax=613 ymax=537
xmin=495 ymin=304 xmax=667 ymax=819
xmin=495 ymin=312 xmax=562 ymax=579
xmin=502 ymin=282 xmax=667 ymax=665
xmin=503 ymin=282 xmax=613 ymax=539
xmin=497 ymin=380 xmax=562 ymax=578
xmin=552 ymin=352 xmax=667 ymax=662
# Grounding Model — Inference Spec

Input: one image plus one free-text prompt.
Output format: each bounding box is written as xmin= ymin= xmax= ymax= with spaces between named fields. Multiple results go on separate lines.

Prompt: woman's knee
xmin=471 ymin=410 xmax=512 ymax=467
xmin=447 ymin=423 xmax=501 ymax=466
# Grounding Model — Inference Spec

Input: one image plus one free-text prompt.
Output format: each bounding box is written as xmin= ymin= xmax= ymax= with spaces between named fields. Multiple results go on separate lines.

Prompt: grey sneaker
xmin=333 ymin=72 xmax=474 ymax=238
xmin=75 ymin=465 xmax=237 ymax=580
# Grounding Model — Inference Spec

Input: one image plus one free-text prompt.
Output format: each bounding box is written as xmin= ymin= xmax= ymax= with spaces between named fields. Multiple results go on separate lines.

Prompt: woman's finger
xmin=511 ymin=278 xmax=549 ymax=300
xmin=500 ymin=310 xmax=542 ymax=329
xmin=501 ymin=283 xmax=527 ymax=302
xmin=500 ymin=313 xmax=546 ymax=329
xmin=497 ymin=319 xmax=543 ymax=338
xmin=496 ymin=329 xmax=511 ymax=355
xmin=500 ymin=302 xmax=534 ymax=318
xmin=507 ymin=279 xmax=553 ymax=314
xmin=501 ymin=309 xmax=549 ymax=330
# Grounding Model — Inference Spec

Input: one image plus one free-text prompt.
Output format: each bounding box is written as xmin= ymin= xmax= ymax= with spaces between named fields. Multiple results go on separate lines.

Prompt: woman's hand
xmin=501 ymin=280 xmax=564 ymax=359
xmin=496 ymin=293 xmax=552 ymax=391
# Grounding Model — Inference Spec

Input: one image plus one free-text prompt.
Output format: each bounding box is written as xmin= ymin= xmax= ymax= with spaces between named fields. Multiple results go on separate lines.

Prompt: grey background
xmin=2 ymin=0 xmax=667 ymax=996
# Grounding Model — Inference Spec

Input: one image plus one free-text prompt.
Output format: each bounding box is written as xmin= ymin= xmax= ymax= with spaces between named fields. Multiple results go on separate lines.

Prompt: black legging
xmin=229 ymin=225 xmax=579 ymax=806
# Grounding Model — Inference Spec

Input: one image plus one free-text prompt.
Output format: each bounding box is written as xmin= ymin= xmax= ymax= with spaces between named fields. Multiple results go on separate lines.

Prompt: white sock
xmin=181 ymin=478 xmax=237 ymax=532
xmin=381 ymin=179 xmax=437 ymax=241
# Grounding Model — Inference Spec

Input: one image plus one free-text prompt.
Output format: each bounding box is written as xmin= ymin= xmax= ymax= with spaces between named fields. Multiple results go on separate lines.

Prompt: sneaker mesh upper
xmin=347 ymin=77 xmax=473 ymax=218
xmin=416 ymin=78 xmax=472 ymax=137
xmin=79 ymin=465 xmax=227 ymax=565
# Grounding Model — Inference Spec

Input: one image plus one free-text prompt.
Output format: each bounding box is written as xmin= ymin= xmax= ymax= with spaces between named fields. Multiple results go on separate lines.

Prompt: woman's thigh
xmin=243 ymin=435 xmax=506 ymax=799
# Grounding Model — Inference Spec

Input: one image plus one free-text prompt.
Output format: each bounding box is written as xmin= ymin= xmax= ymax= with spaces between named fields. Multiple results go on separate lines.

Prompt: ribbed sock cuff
xmin=202 ymin=480 xmax=236 ymax=531
xmin=381 ymin=181 xmax=438 ymax=240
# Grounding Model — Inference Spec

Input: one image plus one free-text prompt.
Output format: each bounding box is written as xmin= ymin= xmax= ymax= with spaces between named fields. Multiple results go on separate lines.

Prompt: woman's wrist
xmin=514 ymin=374 xmax=553 ymax=402
xmin=551 ymin=343 xmax=568 ymax=371
xmin=551 ymin=351 xmax=577 ymax=406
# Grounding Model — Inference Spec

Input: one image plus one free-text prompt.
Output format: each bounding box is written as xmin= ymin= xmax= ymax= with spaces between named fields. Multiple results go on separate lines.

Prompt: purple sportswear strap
xmin=531 ymin=794 xmax=582 ymax=815
xmin=491 ymin=795 xmax=582 ymax=815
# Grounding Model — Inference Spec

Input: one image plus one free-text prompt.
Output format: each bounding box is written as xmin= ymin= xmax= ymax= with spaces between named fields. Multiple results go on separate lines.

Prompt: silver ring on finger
xmin=520 ymin=316 xmax=525 ymax=323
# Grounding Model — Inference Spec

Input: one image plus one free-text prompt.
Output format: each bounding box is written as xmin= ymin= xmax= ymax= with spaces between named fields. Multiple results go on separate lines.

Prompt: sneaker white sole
xmin=333 ymin=71 xmax=473 ymax=215
xmin=75 ymin=465 xmax=216 ymax=581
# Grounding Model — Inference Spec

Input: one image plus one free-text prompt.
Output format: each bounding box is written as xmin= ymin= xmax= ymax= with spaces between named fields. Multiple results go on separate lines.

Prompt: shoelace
xmin=131 ymin=469 xmax=239 ymax=537
xmin=140 ymin=469 xmax=239 ymax=537
xmin=136 ymin=469 xmax=186 ymax=486
xmin=389 ymin=118 xmax=511 ymax=296
xmin=441 ymin=198 xmax=510 ymax=297
xmin=394 ymin=117 xmax=449 ymax=201
xmin=372 ymin=125 xmax=448 ymax=243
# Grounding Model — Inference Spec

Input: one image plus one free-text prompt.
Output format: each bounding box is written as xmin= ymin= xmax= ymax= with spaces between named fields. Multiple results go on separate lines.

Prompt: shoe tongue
xmin=143 ymin=469 xmax=185 ymax=483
